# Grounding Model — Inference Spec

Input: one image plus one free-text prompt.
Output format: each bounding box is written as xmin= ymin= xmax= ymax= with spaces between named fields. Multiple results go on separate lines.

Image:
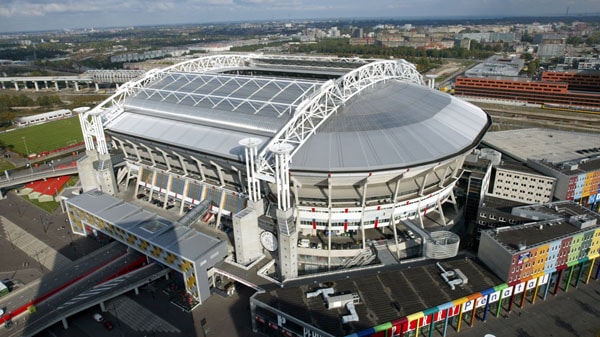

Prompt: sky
xmin=1 ymin=0 xmax=599 ymax=33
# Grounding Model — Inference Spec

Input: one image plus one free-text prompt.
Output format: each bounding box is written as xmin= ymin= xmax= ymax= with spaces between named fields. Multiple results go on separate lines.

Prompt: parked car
xmin=297 ymin=239 xmax=310 ymax=248
xmin=103 ymin=321 xmax=113 ymax=330
xmin=93 ymin=313 xmax=104 ymax=322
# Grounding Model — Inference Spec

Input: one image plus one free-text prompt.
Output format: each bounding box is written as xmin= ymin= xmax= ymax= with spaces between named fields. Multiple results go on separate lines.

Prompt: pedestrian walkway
xmin=0 ymin=216 xmax=72 ymax=271
xmin=105 ymin=296 xmax=181 ymax=334
xmin=372 ymin=240 xmax=398 ymax=265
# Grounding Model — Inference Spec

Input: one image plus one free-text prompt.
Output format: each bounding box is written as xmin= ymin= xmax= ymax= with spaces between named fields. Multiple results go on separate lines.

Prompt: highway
xmin=17 ymin=263 xmax=168 ymax=337
xmin=0 ymin=243 xmax=168 ymax=337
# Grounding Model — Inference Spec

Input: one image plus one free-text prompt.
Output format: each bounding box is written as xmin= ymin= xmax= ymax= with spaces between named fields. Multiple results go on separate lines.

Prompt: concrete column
xmin=65 ymin=81 xmax=69 ymax=89
xmin=62 ymin=318 xmax=69 ymax=329
xmin=74 ymin=82 xmax=79 ymax=91
xmin=163 ymin=174 xmax=173 ymax=209
xmin=134 ymin=166 xmax=143 ymax=196
xmin=148 ymin=170 xmax=157 ymax=201
xmin=214 ymin=190 xmax=227 ymax=228
xmin=1 ymin=81 xmax=5 ymax=89
xmin=34 ymin=82 xmax=39 ymax=91
xmin=100 ymin=301 xmax=106 ymax=312
xmin=179 ymin=179 xmax=190 ymax=215
xmin=250 ymin=301 xmax=258 ymax=333
xmin=14 ymin=82 xmax=19 ymax=90
xmin=134 ymin=287 xmax=139 ymax=295
xmin=95 ymin=83 xmax=99 ymax=91
xmin=276 ymin=207 xmax=298 ymax=280
xmin=54 ymin=81 xmax=59 ymax=91
xmin=44 ymin=81 xmax=48 ymax=89
xmin=359 ymin=176 xmax=369 ymax=248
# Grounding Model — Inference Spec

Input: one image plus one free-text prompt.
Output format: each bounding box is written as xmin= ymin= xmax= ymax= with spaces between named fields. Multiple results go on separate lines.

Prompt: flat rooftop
xmin=485 ymin=202 xmax=600 ymax=253
xmin=483 ymin=128 xmax=600 ymax=164
xmin=254 ymin=258 xmax=502 ymax=336
xmin=489 ymin=221 xmax=581 ymax=253
xmin=66 ymin=190 xmax=224 ymax=261
xmin=512 ymin=200 xmax=600 ymax=223
xmin=495 ymin=162 xmax=548 ymax=176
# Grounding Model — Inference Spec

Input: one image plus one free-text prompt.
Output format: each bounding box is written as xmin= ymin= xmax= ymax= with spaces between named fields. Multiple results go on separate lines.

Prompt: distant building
xmin=538 ymin=43 xmax=566 ymax=59
xmin=464 ymin=54 xmax=525 ymax=78
xmin=455 ymin=70 xmax=600 ymax=109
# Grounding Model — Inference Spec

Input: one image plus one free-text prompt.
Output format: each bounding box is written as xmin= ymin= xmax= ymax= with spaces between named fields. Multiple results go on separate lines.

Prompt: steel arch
xmin=256 ymin=59 xmax=425 ymax=178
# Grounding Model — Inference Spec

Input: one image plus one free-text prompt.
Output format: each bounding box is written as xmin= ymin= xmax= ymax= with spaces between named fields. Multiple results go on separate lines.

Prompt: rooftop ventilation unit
xmin=306 ymin=287 xmax=361 ymax=323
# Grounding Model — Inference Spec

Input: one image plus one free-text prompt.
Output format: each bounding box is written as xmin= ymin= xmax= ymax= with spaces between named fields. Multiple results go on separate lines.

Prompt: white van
xmin=297 ymin=239 xmax=310 ymax=248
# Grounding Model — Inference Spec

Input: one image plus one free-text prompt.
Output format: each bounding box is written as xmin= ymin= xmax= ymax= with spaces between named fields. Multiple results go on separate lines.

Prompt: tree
xmin=521 ymin=32 xmax=534 ymax=43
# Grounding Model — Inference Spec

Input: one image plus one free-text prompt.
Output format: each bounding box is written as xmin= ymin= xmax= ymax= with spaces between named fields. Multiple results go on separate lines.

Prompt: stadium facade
xmin=72 ymin=54 xmax=491 ymax=284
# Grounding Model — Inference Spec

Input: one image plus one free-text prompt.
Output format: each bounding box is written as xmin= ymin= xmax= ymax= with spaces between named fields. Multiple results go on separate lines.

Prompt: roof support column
xmin=190 ymin=156 xmax=206 ymax=181
xmin=33 ymin=81 xmax=39 ymax=91
xmin=390 ymin=175 xmax=403 ymax=259
xmin=139 ymin=143 xmax=156 ymax=166
xmin=239 ymin=138 xmax=262 ymax=202
xmin=271 ymin=143 xmax=292 ymax=211
xmin=125 ymin=140 xmax=141 ymax=162
xmin=210 ymin=161 xmax=225 ymax=187
xmin=359 ymin=174 xmax=370 ymax=249
xmin=452 ymin=156 xmax=465 ymax=179
xmin=419 ymin=171 xmax=431 ymax=197
xmin=214 ymin=190 xmax=227 ymax=229
xmin=436 ymin=196 xmax=447 ymax=226
xmin=111 ymin=136 xmax=129 ymax=159
xmin=172 ymin=151 xmax=188 ymax=175
xmin=327 ymin=173 xmax=333 ymax=269
xmin=439 ymin=166 xmax=451 ymax=188
xmin=75 ymin=107 xmax=94 ymax=152
xmin=155 ymin=147 xmax=171 ymax=171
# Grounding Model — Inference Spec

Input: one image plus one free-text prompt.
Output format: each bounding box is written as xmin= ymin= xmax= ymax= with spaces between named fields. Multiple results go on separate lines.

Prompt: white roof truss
xmin=256 ymin=59 xmax=425 ymax=178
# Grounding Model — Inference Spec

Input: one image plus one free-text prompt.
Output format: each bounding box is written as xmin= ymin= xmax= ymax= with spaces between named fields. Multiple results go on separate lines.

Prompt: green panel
xmin=373 ymin=322 xmax=392 ymax=332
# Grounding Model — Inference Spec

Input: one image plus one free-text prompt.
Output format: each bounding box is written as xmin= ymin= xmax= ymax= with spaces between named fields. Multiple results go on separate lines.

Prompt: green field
xmin=0 ymin=117 xmax=83 ymax=156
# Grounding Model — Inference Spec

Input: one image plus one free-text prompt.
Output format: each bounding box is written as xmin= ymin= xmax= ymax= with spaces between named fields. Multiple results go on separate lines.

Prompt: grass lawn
xmin=0 ymin=159 xmax=15 ymax=172
xmin=29 ymin=198 xmax=61 ymax=213
xmin=0 ymin=117 xmax=83 ymax=156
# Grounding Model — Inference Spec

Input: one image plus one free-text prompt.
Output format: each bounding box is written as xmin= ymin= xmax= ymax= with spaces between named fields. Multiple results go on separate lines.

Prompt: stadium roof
xmin=103 ymin=54 xmax=491 ymax=173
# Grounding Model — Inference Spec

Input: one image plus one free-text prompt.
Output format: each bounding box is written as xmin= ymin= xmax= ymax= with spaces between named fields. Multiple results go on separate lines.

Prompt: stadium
xmin=71 ymin=54 xmax=491 ymax=284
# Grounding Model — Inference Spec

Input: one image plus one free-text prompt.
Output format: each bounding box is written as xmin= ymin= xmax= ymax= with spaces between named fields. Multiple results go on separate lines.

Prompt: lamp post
xmin=22 ymin=136 xmax=29 ymax=156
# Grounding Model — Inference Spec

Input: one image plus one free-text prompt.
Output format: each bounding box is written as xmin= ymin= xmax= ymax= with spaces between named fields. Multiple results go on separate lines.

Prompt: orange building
xmin=454 ymin=70 xmax=600 ymax=109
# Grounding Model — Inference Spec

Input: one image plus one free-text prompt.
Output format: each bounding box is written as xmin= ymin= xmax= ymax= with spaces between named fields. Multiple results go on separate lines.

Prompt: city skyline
xmin=1 ymin=0 xmax=600 ymax=33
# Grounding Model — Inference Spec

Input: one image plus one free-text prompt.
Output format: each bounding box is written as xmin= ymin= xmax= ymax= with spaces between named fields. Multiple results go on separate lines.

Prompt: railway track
xmin=480 ymin=106 xmax=600 ymax=133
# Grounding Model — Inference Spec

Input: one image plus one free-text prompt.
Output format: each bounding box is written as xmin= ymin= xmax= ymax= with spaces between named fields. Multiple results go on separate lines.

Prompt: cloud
xmin=1 ymin=0 xmax=600 ymax=33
